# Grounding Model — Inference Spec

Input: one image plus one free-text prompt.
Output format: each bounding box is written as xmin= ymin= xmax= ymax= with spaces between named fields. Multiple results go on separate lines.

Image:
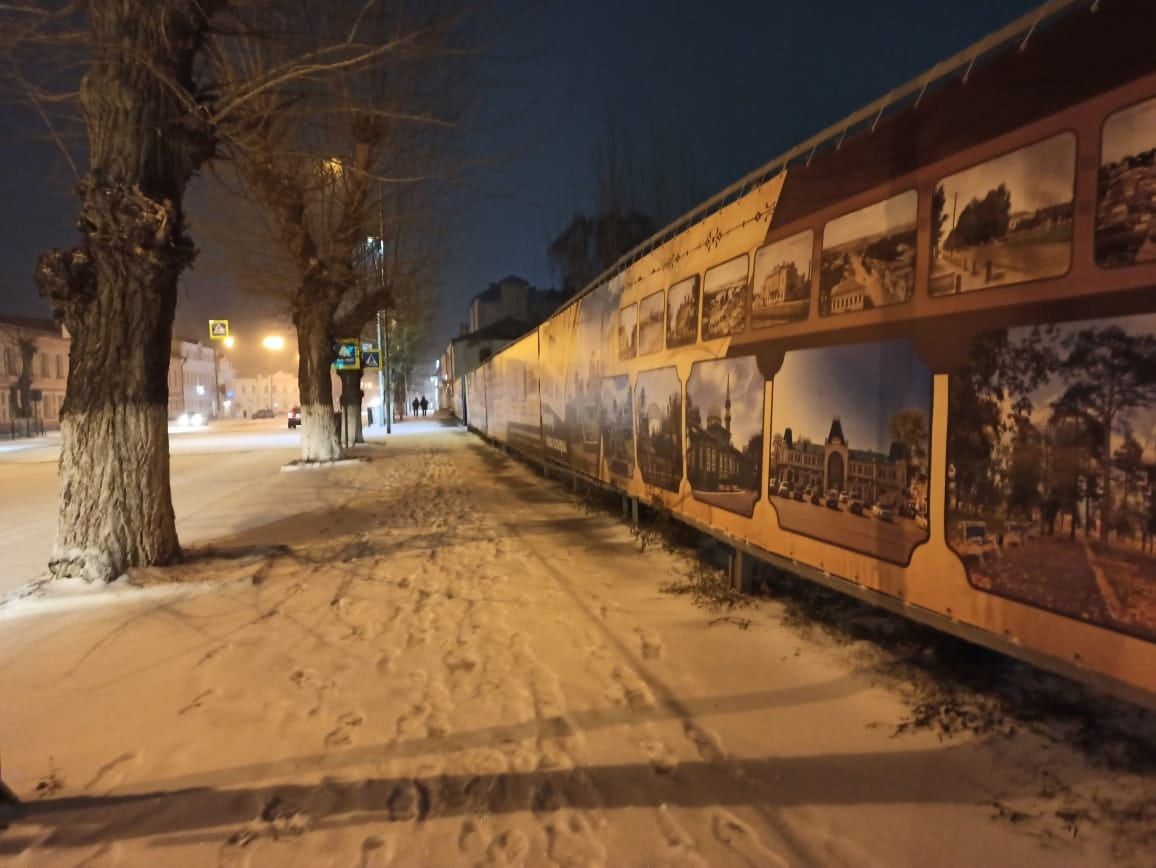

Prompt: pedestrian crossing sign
xmin=361 ymin=349 xmax=381 ymax=369
xmin=333 ymin=338 xmax=360 ymax=370
xmin=209 ymin=320 xmax=230 ymax=340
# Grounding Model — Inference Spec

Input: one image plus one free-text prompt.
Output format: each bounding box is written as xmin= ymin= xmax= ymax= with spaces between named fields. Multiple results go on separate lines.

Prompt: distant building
xmin=440 ymin=317 xmax=544 ymax=412
xmin=233 ymin=371 xmax=300 ymax=416
xmin=773 ymin=417 xmax=908 ymax=505
xmin=468 ymin=275 xmax=563 ymax=333
xmin=0 ymin=315 xmax=69 ymax=434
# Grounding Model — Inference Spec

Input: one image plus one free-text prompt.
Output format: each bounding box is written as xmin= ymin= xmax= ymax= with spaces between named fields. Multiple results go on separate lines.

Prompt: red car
xmin=287 ymin=407 xmax=301 ymax=429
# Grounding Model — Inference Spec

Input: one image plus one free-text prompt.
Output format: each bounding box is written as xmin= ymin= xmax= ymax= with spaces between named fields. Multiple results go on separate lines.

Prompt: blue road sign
xmin=361 ymin=350 xmax=381 ymax=368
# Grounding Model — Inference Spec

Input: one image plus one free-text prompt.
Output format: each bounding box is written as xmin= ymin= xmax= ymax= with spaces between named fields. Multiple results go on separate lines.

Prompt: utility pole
xmin=375 ymin=203 xmax=393 ymax=434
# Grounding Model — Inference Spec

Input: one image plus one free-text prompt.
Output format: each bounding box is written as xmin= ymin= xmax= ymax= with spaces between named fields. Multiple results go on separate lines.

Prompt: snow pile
xmin=0 ymin=429 xmax=1151 ymax=866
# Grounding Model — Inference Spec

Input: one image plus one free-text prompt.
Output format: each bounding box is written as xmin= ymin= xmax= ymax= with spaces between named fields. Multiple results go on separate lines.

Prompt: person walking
xmin=420 ymin=396 xmax=429 ymax=417
xmin=412 ymin=396 xmax=420 ymax=417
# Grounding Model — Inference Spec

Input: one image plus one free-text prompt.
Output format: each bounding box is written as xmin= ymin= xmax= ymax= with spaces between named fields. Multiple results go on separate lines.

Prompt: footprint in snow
xmin=711 ymin=810 xmax=789 ymax=868
xmin=683 ymin=721 xmax=727 ymax=763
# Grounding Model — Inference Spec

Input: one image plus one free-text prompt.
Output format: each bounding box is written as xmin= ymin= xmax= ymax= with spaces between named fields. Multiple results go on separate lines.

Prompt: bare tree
xmin=0 ymin=1 xmax=446 ymax=581
xmin=222 ymin=4 xmax=462 ymax=460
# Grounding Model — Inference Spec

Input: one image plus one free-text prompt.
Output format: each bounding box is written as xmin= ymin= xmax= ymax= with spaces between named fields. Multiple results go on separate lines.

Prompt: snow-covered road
xmin=0 ymin=424 xmax=1150 ymax=866
xmin=0 ymin=419 xmax=303 ymax=594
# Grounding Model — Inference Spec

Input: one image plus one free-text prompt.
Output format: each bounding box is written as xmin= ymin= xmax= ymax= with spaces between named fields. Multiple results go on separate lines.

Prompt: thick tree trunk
xmin=296 ymin=304 xmax=342 ymax=462
xmin=33 ymin=0 xmax=217 ymax=582
xmin=337 ymin=368 xmax=364 ymax=446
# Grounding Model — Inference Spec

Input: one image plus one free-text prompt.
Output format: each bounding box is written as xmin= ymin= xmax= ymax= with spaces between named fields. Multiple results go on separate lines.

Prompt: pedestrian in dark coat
xmin=420 ymin=396 xmax=429 ymax=416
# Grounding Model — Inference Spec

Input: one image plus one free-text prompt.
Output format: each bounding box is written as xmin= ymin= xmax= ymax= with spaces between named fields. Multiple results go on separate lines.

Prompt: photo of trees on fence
xmin=635 ymin=367 xmax=683 ymax=492
xmin=929 ymin=133 xmax=1075 ymax=296
xmin=618 ymin=303 xmax=637 ymax=360
xmin=1097 ymin=96 xmax=1156 ymax=268
xmin=686 ymin=357 xmax=764 ymax=516
xmin=820 ymin=191 xmax=917 ymax=316
xmin=639 ymin=291 xmax=665 ymax=355
xmin=666 ymin=276 xmax=700 ymax=348
xmin=948 ymin=314 xmax=1156 ymax=641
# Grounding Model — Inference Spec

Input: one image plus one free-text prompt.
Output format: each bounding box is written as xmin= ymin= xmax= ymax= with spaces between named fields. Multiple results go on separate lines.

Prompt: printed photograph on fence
xmin=820 ymin=190 xmax=917 ymax=316
xmin=1097 ymin=97 xmax=1156 ymax=268
xmin=686 ymin=356 xmax=764 ymax=516
xmin=770 ymin=339 xmax=931 ymax=563
xmin=667 ymin=276 xmax=700 ymax=348
xmin=639 ymin=291 xmax=665 ymax=355
xmin=539 ymin=309 xmax=577 ymax=462
xmin=929 ymin=133 xmax=1075 ymax=296
xmin=601 ymin=375 xmax=634 ymax=478
xmin=947 ymin=313 xmax=1156 ymax=642
xmin=618 ymin=303 xmax=637 ymax=360
xmin=701 ymin=254 xmax=749 ymax=340
xmin=751 ymin=230 xmax=813 ymax=328
xmin=635 ymin=367 xmax=683 ymax=492
xmin=564 ymin=285 xmax=617 ymax=475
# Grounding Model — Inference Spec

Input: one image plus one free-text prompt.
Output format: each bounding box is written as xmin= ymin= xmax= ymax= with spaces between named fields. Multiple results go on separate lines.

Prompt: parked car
xmin=872 ymin=504 xmax=894 ymax=522
xmin=915 ymin=512 xmax=930 ymax=530
xmin=849 ymin=499 xmax=864 ymax=516
xmin=810 ymin=492 xmax=823 ymax=506
xmin=287 ymin=406 xmax=301 ymax=429
xmin=838 ymin=492 xmax=849 ymax=508
xmin=897 ymin=503 xmax=916 ymax=519
xmin=251 ymin=408 xmax=275 ymax=419
xmin=825 ymin=496 xmax=840 ymax=510
xmin=793 ymin=488 xmax=805 ymax=502
xmin=777 ymin=482 xmax=791 ymax=497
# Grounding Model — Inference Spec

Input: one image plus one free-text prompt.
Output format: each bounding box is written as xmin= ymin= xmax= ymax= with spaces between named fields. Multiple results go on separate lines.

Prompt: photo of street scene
xmin=639 ymin=291 xmax=665 ymax=355
xmin=751 ymin=230 xmax=813 ymax=328
xmin=686 ymin=356 xmax=764 ymax=516
xmin=1096 ymin=96 xmax=1156 ymax=268
xmin=635 ymin=367 xmax=683 ymax=492
xmin=666 ymin=276 xmax=700 ymax=348
xmin=948 ymin=314 xmax=1156 ymax=641
xmin=601 ymin=375 xmax=634 ymax=478
xmin=770 ymin=339 xmax=932 ymax=563
xmin=618 ymin=303 xmax=637 ymax=360
xmin=701 ymin=254 xmax=749 ymax=340
xmin=929 ymin=133 xmax=1075 ymax=296
xmin=563 ymin=284 xmax=619 ymax=475
xmin=820 ymin=190 xmax=917 ymax=316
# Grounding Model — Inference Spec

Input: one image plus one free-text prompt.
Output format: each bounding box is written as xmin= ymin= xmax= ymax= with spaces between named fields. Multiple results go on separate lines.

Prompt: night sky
xmin=0 ymin=0 xmax=1040 ymax=371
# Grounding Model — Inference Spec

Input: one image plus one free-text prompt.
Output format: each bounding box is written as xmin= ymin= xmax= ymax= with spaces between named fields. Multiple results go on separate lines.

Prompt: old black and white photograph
xmin=700 ymin=254 xmax=749 ymax=340
xmin=751 ymin=230 xmax=813 ymax=328
xmin=666 ymin=275 xmax=700 ymax=348
xmin=600 ymin=375 xmax=634 ymax=478
xmin=638 ymin=291 xmax=664 ymax=355
xmin=686 ymin=356 xmax=764 ymax=516
xmin=635 ymin=366 xmax=683 ymax=492
xmin=929 ymin=133 xmax=1075 ymax=295
xmin=820 ymin=190 xmax=917 ymax=315
xmin=1097 ymin=96 xmax=1156 ymax=268
xmin=770 ymin=339 xmax=932 ymax=563
xmin=618 ymin=303 xmax=637 ymax=360
xmin=948 ymin=313 xmax=1156 ymax=641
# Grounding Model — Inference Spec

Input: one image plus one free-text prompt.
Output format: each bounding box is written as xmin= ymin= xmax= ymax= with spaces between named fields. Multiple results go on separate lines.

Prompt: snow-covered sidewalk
xmin=0 ymin=426 xmax=1151 ymax=866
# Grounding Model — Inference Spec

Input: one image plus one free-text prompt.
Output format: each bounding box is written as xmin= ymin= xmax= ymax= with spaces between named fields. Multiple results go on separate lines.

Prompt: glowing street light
xmin=223 ymin=335 xmax=235 ymax=349
xmin=262 ymin=335 xmax=285 ymax=351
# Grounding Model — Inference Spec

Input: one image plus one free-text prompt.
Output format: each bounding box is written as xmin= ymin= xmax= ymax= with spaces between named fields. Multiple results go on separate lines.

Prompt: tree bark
xmin=337 ymin=368 xmax=364 ymax=446
xmin=295 ymin=301 xmax=342 ymax=462
xmin=33 ymin=0 xmax=218 ymax=582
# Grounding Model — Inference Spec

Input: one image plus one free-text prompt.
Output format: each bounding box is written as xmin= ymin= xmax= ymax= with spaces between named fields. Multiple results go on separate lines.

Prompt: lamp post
xmin=262 ymin=335 xmax=285 ymax=413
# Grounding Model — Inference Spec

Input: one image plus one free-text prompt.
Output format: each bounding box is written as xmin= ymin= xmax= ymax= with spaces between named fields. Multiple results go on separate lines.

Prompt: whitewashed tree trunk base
xmin=299 ymin=404 xmax=342 ymax=462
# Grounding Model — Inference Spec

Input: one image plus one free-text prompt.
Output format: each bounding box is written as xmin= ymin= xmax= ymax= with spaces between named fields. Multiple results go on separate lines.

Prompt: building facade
xmin=467 ymin=276 xmax=562 ymax=334
xmin=233 ymin=371 xmax=301 ymax=417
xmin=0 ymin=316 xmax=69 ymax=434
xmin=686 ymin=378 xmax=759 ymax=492
xmin=772 ymin=417 xmax=909 ymax=506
